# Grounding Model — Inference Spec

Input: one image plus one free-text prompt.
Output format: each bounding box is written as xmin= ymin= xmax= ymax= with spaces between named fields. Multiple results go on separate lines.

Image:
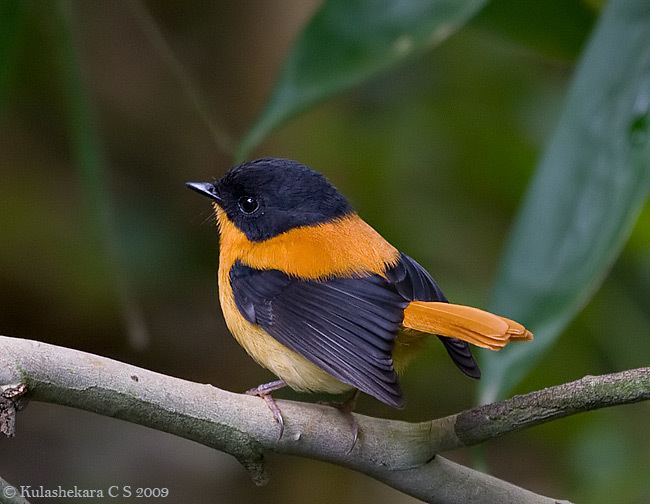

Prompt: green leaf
xmin=479 ymin=0 xmax=650 ymax=403
xmin=237 ymin=0 xmax=488 ymax=160
xmin=0 ymin=0 xmax=27 ymax=109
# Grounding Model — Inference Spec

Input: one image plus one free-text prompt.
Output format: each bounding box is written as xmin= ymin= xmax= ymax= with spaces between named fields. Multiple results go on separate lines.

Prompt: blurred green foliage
xmin=481 ymin=0 xmax=650 ymax=402
xmin=474 ymin=0 xmax=597 ymax=60
xmin=55 ymin=0 xmax=149 ymax=349
xmin=1 ymin=1 xmax=648 ymax=503
xmin=0 ymin=0 xmax=26 ymax=108
xmin=237 ymin=0 xmax=488 ymax=159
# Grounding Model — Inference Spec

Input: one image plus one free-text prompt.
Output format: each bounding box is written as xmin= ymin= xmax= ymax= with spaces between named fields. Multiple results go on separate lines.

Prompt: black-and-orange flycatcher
xmin=187 ymin=158 xmax=532 ymax=435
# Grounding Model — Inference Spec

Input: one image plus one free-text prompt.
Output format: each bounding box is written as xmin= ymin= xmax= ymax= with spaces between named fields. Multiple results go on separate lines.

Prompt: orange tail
xmin=403 ymin=301 xmax=533 ymax=351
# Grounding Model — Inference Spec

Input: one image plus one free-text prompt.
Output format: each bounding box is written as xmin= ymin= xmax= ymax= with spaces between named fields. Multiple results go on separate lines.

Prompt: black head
xmin=186 ymin=158 xmax=353 ymax=241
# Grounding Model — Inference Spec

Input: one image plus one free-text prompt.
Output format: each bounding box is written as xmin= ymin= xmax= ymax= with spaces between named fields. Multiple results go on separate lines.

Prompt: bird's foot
xmin=245 ymin=380 xmax=286 ymax=439
xmin=320 ymin=389 xmax=360 ymax=454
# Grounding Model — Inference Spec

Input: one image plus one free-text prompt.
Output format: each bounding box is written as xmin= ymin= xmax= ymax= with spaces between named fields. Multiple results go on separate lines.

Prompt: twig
xmin=430 ymin=368 xmax=650 ymax=451
xmin=0 ymin=384 xmax=28 ymax=437
xmin=3 ymin=337 xmax=646 ymax=503
xmin=124 ymin=0 xmax=235 ymax=156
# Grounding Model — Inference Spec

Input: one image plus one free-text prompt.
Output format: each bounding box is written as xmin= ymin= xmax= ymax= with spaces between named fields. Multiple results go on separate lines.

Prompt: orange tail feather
xmin=403 ymin=301 xmax=533 ymax=351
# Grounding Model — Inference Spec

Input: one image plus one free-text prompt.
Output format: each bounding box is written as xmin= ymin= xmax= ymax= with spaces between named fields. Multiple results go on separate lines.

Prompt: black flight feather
xmin=386 ymin=253 xmax=481 ymax=379
xmin=230 ymin=261 xmax=408 ymax=407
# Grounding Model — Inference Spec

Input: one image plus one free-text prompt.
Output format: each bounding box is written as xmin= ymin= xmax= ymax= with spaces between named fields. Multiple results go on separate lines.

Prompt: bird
xmin=187 ymin=157 xmax=532 ymax=436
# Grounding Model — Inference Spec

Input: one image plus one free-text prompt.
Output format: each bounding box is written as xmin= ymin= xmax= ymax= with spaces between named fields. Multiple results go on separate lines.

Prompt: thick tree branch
xmin=2 ymin=337 xmax=647 ymax=503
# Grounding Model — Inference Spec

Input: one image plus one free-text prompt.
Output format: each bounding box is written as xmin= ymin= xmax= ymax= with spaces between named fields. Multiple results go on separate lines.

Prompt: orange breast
xmin=215 ymin=207 xmax=399 ymax=279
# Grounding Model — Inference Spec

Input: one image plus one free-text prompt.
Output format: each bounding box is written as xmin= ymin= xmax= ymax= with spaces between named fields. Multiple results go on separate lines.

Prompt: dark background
xmin=1 ymin=1 xmax=648 ymax=502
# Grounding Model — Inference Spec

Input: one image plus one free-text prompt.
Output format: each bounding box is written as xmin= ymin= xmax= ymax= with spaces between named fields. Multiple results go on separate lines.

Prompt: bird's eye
xmin=238 ymin=196 xmax=259 ymax=214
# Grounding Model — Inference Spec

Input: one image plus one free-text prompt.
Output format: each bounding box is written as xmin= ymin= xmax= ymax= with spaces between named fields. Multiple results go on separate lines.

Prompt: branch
xmin=430 ymin=367 xmax=650 ymax=451
xmin=0 ymin=384 xmax=28 ymax=437
xmin=2 ymin=336 xmax=647 ymax=503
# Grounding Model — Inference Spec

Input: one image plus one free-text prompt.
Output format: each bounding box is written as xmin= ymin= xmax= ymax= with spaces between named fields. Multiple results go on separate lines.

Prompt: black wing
xmin=230 ymin=261 xmax=408 ymax=407
xmin=386 ymin=253 xmax=481 ymax=379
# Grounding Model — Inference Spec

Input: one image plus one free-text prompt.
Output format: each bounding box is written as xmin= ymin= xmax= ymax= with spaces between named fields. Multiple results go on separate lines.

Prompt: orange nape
xmin=403 ymin=302 xmax=533 ymax=350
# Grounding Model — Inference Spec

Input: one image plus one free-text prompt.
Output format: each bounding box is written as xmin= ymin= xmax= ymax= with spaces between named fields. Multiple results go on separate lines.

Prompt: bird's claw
xmin=320 ymin=389 xmax=360 ymax=454
xmin=345 ymin=416 xmax=359 ymax=455
xmin=261 ymin=394 xmax=285 ymax=439
xmin=245 ymin=380 xmax=286 ymax=440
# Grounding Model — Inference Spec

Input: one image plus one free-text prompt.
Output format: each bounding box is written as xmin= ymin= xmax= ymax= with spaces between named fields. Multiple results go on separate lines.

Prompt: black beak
xmin=185 ymin=182 xmax=222 ymax=203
